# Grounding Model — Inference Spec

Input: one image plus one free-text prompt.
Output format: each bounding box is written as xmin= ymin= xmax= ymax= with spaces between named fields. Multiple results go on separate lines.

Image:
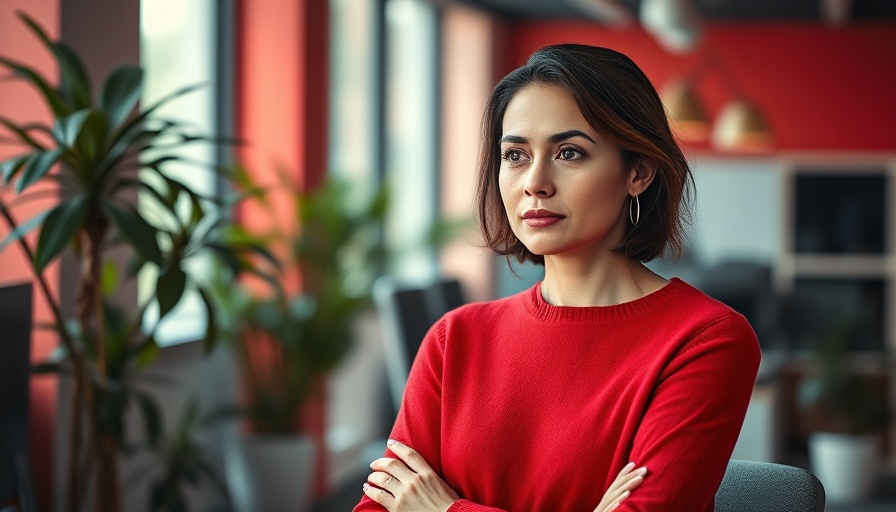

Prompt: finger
xmin=363 ymin=482 xmax=395 ymax=508
xmin=614 ymin=462 xmax=636 ymax=480
xmin=608 ymin=472 xmax=645 ymax=500
xmin=370 ymin=457 xmax=415 ymax=482
xmin=603 ymin=468 xmax=647 ymax=505
xmin=607 ymin=465 xmax=647 ymax=494
xmin=368 ymin=470 xmax=399 ymax=491
xmin=386 ymin=439 xmax=431 ymax=474
xmin=606 ymin=463 xmax=635 ymax=494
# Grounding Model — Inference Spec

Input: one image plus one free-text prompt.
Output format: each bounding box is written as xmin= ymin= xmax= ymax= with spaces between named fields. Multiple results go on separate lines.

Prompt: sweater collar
xmin=527 ymin=277 xmax=686 ymax=324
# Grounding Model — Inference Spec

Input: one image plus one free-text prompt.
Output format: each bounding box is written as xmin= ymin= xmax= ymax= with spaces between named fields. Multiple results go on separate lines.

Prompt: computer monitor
xmin=0 ymin=282 xmax=35 ymax=512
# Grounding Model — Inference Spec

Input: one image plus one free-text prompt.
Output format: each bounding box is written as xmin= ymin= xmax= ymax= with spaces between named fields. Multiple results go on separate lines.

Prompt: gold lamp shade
xmin=711 ymin=98 xmax=773 ymax=152
xmin=661 ymin=78 xmax=710 ymax=143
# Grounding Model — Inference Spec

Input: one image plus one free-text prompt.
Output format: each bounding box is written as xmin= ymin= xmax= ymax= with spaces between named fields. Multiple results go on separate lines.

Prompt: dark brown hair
xmin=475 ymin=44 xmax=693 ymax=264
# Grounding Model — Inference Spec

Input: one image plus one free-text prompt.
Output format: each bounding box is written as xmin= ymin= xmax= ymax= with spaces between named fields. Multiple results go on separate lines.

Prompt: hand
xmin=593 ymin=462 xmax=648 ymax=512
xmin=364 ymin=439 xmax=460 ymax=512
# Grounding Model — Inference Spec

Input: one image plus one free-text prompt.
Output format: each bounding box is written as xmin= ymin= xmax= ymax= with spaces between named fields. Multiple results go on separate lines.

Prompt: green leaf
xmin=188 ymin=190 xmax=205 ymax=227
xmin=32 ymin=361 xmax=61 ymax=374
xmin=112 ymin=83 xmax=203 ymax=143
xmin=100 ymin=66 xmax=143 ymax=129
xmin=15 ymin=149 xmax=64 ymax=193
xmin=48 ymin=108 xmax=105 ymax=177
xmin=135 ymin=391 xmax=162 ymax=446
xmin=101 ymin=200 xmax=163 ymax=265
xmin=0 ymin=154 xmax=32 ymax=184
xmin=0 ymin=208 xmax=51 ymax=253
xmin=198 ymin=287 xmax=218 ymax=354
xmin=0 ymin=116 xmax=48 ymax=151
xmin=156 ymin=265 xmax=187 ymax=318
xmin=52 ymin=109 xmax=92 ymax=147
xmin=101 ymin=259 xmax=120 ymax=296
xmin=53 ymin=43 xmax=93 ymax=108
xmin=18 ymin=12 xmax=92 ymax=108
xmin=73 ymin=111 xmax=108 ymax=165
xmin=133 ymin=338 xmax=161 ymax=371
xmin=33 ymin=195 xmax=88 ymax=271
xmin=0 ymin=56 xmax=69 ymax=117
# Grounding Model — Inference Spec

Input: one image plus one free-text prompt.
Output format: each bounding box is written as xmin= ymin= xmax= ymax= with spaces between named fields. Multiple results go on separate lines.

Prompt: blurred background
xmin=1 ymin=0 xmax=895 ymax=511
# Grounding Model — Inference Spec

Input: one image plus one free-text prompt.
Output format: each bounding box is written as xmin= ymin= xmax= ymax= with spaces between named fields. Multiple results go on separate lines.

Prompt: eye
xmin=557 ymin=146 xmax=584 ymax=160
xmin=501 ymin=149 xmax=527 ymax=163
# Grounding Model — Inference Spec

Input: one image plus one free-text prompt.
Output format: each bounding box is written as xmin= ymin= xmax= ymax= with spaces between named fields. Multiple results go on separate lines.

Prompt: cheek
xmin=498 ymin=172 xmax=514 ymax=207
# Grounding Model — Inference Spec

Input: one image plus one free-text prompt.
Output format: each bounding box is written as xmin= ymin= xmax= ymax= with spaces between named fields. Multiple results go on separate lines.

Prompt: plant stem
xmin=0 ymin=196 xmax=95 ymax=511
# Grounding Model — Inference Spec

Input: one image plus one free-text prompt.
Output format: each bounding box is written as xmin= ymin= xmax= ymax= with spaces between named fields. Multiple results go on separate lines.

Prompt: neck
xmin=540 ymin=252 xmax=666 ymax=307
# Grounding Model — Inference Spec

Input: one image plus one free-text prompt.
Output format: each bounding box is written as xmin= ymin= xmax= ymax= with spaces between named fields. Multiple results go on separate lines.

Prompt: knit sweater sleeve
xmin=617 ymin=312 xmax=761 ymax=511
xmin=352 ymin=317 xmax=507 ymax=512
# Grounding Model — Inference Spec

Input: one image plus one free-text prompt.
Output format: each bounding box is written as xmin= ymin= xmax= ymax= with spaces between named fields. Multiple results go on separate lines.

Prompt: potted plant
xmin=208 ymin=170 xmax=390 ymax=512
xmin=797 ymin=318 xmax=891 ymax=502
xmin=0 ymin=13 xmax=255 ymax=512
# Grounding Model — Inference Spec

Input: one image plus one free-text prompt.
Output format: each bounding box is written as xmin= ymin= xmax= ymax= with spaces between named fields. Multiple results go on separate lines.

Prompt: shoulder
xmin=666 ymin=279 xmax=761 ymax=360
xmin=426 ymin=286 xmax=533 ymax=352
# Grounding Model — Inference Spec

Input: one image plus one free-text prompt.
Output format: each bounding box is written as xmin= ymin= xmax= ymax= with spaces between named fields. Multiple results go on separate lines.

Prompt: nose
xmin=523 ymin=158 xmax=555 ymax=197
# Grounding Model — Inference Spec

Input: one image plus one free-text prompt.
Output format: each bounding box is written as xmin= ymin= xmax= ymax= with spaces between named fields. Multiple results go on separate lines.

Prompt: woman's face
xmin=498 ymin=83 xmax=636 ymax=261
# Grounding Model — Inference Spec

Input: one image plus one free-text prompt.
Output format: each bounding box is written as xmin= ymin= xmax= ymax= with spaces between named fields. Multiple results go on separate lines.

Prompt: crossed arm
xmin=363 ymin=440 xmax=648 ymax=512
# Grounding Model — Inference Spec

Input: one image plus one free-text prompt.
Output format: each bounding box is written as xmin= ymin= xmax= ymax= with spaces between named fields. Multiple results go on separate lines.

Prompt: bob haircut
xmin=475 ymin=44 xmax=694 ymax=264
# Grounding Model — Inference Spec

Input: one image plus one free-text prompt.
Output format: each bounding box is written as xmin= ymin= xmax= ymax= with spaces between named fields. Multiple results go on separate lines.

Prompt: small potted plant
xmin=797 ymin=318 xmax=891 ymax=502
xmin=211 ymin=170 xmax=390 ymax=512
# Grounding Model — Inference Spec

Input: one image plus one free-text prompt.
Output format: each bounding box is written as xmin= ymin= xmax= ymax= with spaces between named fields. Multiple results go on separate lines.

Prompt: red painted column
xmin=235 ymin=0 xmax=330 ymax=497
xmin=0 ymin=2 xmax=60 ymax=510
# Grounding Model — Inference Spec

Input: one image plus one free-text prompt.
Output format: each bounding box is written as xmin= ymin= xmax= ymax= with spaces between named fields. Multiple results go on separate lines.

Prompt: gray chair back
xmin=715 ymin=459 xmax=825 ymax=512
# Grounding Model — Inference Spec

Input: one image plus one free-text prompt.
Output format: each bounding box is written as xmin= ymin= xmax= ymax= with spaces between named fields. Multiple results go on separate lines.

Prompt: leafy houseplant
xmin=797 ymin=320 xmax=890 ymax=436
xmin=0 ymin=13 xmax=255 ymax=512
xmin=204 ymin=173 xmax=391 ymax=512
xmin=213 ymin=173 xmax=390 ymax=433
xmin=797 ymin=318 xmax=891 ymax=501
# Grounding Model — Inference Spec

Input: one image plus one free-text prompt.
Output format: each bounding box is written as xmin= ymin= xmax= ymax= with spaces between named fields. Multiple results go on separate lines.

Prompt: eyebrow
xmin=499 ymin=129 xmax=596 ymax=145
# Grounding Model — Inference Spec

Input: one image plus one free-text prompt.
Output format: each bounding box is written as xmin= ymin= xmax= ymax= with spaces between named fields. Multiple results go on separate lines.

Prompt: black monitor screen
xmin=0 ymin=282 xmax=33 ymax=509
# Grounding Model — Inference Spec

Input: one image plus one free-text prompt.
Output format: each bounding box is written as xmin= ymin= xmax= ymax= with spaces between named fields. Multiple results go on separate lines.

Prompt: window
xmin=139 ymin=0 xmax=226 ymax=345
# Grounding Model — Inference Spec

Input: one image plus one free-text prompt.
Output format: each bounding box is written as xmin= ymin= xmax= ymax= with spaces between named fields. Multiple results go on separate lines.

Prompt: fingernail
xmin=363 ymin=483 xmax=369 ymax=491
xmin=626 ymin=461 xmax=635 ymax=469
xmin=639 ymin=467 xmax=648 ymax=476
xmin=369 ymin=460 xmax=375 ymax=468
xmin=387 ymin=439 xmax=396 ymax=446
xmin=621 ymin=490 xmax=630 ymax=498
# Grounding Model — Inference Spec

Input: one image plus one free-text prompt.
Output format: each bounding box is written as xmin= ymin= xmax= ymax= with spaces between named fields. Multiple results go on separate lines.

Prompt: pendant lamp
xmin=660 ymin=52 xmax=774 ymax=152
xmin=661 ymin=78 xmax=710 ymax=143
xmin=712 ymin=98 xmax=773 ymax=152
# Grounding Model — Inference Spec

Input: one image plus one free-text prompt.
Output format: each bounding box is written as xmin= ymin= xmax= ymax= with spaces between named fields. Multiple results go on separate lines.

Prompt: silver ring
xmin=383 ymin=476 xmax=393 ymax=486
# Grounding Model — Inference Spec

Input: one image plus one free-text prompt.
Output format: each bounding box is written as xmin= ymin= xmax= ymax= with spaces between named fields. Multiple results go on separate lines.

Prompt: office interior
xmin=1 ymin=0 xmax=895 ymax=511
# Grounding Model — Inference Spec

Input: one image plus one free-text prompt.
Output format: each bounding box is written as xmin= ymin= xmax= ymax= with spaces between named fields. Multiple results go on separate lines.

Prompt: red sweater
xmin=354 ymin=278 xmax=760 ymax=511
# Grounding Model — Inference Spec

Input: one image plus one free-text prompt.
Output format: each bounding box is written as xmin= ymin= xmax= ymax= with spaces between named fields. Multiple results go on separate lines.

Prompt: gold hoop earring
xmin=629 ymin=194 xmax=640 ymax=226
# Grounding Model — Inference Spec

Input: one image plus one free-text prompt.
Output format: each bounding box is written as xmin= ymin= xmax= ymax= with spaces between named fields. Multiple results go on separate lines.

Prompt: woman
xmin=355 ymin=44 xmax=760 ymax=511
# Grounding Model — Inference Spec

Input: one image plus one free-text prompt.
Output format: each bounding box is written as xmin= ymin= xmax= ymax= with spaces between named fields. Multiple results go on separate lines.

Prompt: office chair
xmin=373 ymin=276 xmax=466 ymax=413
xmin=715 ymin=459 xmax=825 ymax=512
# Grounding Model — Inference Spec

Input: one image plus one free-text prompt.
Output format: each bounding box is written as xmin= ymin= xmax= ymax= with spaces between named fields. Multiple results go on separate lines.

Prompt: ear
xmin=628 ymin=157 xmax=657 ymax=196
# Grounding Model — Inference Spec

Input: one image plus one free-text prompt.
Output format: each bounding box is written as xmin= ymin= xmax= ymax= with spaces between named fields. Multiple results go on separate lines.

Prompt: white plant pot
xmin=808 ymin=432 xmax=879 ymax=503
xmin=226 ymin=434 xmax=316 ymax=512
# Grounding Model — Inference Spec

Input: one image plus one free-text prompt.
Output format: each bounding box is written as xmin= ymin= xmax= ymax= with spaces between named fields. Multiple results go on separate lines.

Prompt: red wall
xmin=235 ymin=0 xmax=330 ymax=496
xmin=0 ymin=1 xmax=60 ymax=510
xmin=506 ymin=21 xmax=896 ymax=152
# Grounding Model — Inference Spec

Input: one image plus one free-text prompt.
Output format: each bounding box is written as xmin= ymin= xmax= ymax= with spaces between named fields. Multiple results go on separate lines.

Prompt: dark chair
xmin=373 ymin=276 xmax=465 ymax=413
xmin=715 ymin=460 xmax=825 ymax=512
xmin=0 ymin=282 xmax=37 ymax=512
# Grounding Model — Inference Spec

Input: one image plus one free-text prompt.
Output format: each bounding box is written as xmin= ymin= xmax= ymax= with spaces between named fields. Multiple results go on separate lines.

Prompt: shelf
xmin=793 ymin=172 xmax=888 ymax=255
xmin=782 ymin=254 xmax=896 ymax=278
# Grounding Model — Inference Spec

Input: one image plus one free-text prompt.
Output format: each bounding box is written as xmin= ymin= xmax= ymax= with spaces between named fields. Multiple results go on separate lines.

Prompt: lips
xmin=523 ymin=208 xmax=563 ymax=219
xmin=522 ymin=208 xmax=565 ymax=227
